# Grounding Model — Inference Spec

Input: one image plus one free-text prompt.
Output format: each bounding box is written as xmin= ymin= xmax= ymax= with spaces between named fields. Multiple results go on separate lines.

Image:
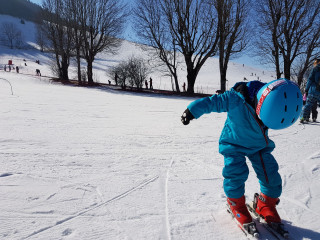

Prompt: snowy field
xmin=1 ymin=14 xmax=320 ymax=240
xmin=1 ymin=71 xmax=320 ymax=240
xmin=0 ymin=14 xmax=275 ymax=95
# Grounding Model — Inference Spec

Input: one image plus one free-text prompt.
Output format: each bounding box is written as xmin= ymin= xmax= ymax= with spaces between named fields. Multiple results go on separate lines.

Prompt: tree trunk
xmin=186 ymin=71 xmax=196 ymax=94
xmin=61 ymin=53 xmax=69 ymax=82
xmin=76 ymin=47 xmax=81 ymax=84
xmin=54 ymin=53 xmax=64 ymax=80
xmin=61 ymin=60 xmax=69 ymax=82
xmin=297 ymin=71 xmax=304 ymax=87
xmin=275 ymin=57 xmax=281 ymax=79
xmin=220 ymin=70 xmax=227 ymax=92
xmin=185 ymin=57 xmax=197 ymax=94
xmin=272 ymin=34 xmax=282 ymax=79
xmin=218 ymin=49 xmax=227 ymax=92
xmin=283 ymin=59 xmax=291 ymax=80
xmin=87 ymin=59 xmax=94 ymax=85
xmin=173 ymin=74 xmax=180 ymax=92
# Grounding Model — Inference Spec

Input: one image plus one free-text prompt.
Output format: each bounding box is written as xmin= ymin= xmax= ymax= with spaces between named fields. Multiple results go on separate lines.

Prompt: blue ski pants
xmin=222 ymin=145 xmax=282 ymax=199
xmin=302 ymin=92 xmax=320 ymax=119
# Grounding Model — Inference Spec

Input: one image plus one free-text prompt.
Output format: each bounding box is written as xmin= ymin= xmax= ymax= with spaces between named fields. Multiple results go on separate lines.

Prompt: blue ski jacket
xmin=305 ymin=64 xmax=320 ymax=95
xmin=187 ymin=82 xmax=274 ymax=156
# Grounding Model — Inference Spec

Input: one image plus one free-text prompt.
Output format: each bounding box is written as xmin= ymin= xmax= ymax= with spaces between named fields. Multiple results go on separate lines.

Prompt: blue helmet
xmin=256 ymin=78 xmax=303 ymax=130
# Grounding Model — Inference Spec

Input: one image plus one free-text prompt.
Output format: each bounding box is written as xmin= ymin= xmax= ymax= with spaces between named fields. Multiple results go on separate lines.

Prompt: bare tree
xmin=14 ymin=31 xmax=24 ymax=49
xmin=134 ymin=0 xmax=181 ymax=92
xmin=135 ymin=0 xmax=219 ymax=94
xmin=253 ymin=0 xmax=283 ymax=79
xmin=1 ymin=22 xmax=23 ymax=49
xmin=108 ymin=62 xmax=129 ymax=89
xmin=77 ymin=0 xmax=127 ymax=85
xmin=67 ymin=0 xmax=84 ymax=84
xmin=254 ymin=0 xmax=320 ymax=83
xmin=35 ymin=23 xmax=46 ymax=52
xmin=291 ymin=21 xmax=320 ymax=86
xmin=108 ymin=57 xmax=149 ymax=89
xmin=213 ymin=0 xmax=251 ymax=92
xmin=41 ymin=0 xmax=74 ymax=81
xmin=126 ymin=57 xmax=150 ymax=89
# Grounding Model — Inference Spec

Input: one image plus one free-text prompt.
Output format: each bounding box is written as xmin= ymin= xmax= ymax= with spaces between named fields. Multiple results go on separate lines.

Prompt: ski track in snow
xmin=1 ymin=15 xmax=320 ymax=239
xmin=289 ymin=151 xmax=320 ymax=214
xmin=1 ymin=73 xmax=320 ymax=239
xmin=165 ymin=159 xmax=174 ymax=240
xmin=23 ymin=175 xmax=159 ymax=239
xmin=94 ymin=186 xmax=133 ymax=240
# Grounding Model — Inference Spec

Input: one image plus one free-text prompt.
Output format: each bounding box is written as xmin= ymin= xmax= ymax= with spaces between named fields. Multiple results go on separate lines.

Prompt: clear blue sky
xmin=29 ymin=0 xmax=42 ymax=5
xmin=28 ymin=0 xmax=261 ymax=69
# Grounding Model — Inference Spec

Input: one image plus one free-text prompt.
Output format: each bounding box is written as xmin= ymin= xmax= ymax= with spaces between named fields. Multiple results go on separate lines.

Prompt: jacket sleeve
xmin=306 ymin=68 xmax=316 ymax=92
xmin=187 ymin=92 xmax=230 ymax=119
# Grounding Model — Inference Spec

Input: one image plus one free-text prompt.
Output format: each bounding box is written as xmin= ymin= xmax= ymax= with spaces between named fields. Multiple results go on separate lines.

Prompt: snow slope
xmin=0 ymin=14 xmax=274 ymax=94
xmin=1 ymin=70 xmax=320 ymax=240
xmin=1 ymin=14 xmax=320 ymax=240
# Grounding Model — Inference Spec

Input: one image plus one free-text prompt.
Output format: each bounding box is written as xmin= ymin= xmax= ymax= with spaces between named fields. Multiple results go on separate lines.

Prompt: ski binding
xmin=246 ymin=201 xmax=289 ymax=239
xmin=226 ymin=204 xmax=259 ymax=239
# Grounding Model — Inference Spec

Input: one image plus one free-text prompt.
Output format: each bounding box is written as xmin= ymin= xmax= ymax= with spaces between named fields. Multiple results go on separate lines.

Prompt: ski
xmin=300 ymin=121 xmax=318 ymax=125
xmin=246 ymin=202 xmax=289 ymax=239
xmin=299 ymin=119 xmax=318 ymax=125
xmin=226 ymin=204 xmax=259 ymax=239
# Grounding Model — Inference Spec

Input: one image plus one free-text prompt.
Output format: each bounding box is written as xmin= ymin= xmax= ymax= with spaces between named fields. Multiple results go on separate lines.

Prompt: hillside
xmin=1 ymin=67 xmax=320 ymax=240
xmin=1 ymin=13 xmax=320 ymax=240
xmin=0 ymin=0 xmax=42 ymax=22
xmin=0 ymin=14 xmax=277 ymax=95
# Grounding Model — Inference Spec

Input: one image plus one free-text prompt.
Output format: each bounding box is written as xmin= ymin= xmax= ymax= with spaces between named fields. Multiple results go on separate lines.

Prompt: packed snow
xmin=1 ymin=14 xmax=320 ymax=240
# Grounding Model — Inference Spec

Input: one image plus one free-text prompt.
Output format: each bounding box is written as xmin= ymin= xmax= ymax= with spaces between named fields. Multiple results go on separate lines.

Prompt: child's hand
xmin=181 ymin=109 xmax=195 ymax=125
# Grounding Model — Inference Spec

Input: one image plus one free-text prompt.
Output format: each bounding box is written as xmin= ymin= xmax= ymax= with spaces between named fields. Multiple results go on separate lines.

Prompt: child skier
xmin=301 ymin=59 xmax=320 ymax=123
xmin=181 ymin=79 xmax=302 ymax=235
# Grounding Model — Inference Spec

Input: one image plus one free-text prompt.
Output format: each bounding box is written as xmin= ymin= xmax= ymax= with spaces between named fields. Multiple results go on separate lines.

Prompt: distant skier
xmin=304 ymin=90 xmax=318 ymax=122
xmin=181 ymin=79 xmax=302 ymax=234
xmin=182 ymin=82 xmax=186 ymax=92
xmin=36 ymin=69 xmax=41 ymax=76
xmin=304 ymin=100 xmax=318 ymax=122
xmin=149 ymin=77 xmax=153 ymax=89
xmin=300 ymin=58 xmax=320 ymax=123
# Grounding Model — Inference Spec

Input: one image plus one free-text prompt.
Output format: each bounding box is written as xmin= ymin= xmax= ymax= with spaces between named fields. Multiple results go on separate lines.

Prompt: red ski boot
xmin=227 ymin=195 xmax=253 ymax=225
xmin=254 ymin=193 xmax=281 ymax=224
xmin=227 ymin=196 xmax=259 ymax=237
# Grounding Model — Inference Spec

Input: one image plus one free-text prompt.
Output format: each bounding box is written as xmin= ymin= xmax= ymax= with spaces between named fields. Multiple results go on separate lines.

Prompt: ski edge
xmin=246 ymin=202 xmax=289 ymax=240
xmin=226 ymin=204 xmax=259 ymax=239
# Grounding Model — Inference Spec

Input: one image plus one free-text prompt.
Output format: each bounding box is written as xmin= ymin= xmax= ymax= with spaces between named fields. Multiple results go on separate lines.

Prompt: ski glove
xmin=181 ymin=109 xmax=194 ymax=125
